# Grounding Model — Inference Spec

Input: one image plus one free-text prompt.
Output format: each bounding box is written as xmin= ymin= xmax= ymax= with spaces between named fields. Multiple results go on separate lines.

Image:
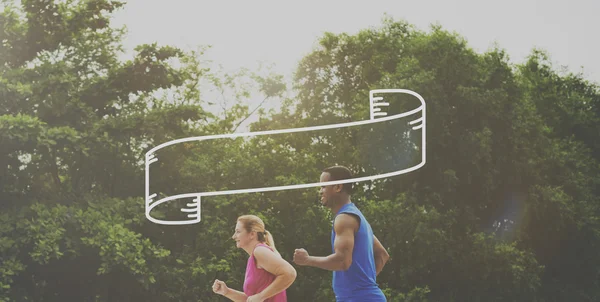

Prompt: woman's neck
xmin=243 ymin=240 xmax=261 ymax=256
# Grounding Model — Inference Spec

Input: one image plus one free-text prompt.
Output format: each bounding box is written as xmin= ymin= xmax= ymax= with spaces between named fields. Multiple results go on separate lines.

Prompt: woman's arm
xmin=250 ymin=246 xmax=297 ymax=300
xmin=222 ymin=288 xmax=248 ymax=302
xmin=213 ymin=279 xmax=248 ymax=302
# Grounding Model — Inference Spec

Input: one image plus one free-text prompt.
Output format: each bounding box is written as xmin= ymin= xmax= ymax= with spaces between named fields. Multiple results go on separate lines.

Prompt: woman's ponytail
xmin=264 ymin=230 xmax=279 ymax=256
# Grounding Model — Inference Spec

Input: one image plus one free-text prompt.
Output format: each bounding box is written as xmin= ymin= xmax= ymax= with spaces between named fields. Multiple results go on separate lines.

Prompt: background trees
xmin=1 ymin=1 xmax=599 ymax=301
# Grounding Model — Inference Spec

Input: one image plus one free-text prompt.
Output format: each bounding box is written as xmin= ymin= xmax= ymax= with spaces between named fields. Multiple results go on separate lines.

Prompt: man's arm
xmin=373 ymin=235 xmax=390 ymax=276
xmin=305 ymin=214 xmax=358 ymax=271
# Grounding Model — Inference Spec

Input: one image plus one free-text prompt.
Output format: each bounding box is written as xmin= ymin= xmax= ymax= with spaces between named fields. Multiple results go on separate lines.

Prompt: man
xmin=293 ymin=165 xmax=390 ymax=301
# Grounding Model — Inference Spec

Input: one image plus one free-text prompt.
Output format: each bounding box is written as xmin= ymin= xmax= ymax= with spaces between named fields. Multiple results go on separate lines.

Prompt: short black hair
xmin=322 ymin=165 xmax=354 ymax=194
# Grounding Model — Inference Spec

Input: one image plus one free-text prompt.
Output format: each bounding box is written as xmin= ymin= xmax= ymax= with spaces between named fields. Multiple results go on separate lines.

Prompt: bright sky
xmin=110 ymin=0 xmax=599 ymax=128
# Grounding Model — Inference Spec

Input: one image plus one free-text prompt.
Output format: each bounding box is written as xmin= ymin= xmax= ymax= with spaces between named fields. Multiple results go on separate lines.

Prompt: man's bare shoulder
xmin=334 ymin=213 xmax=360 ymax=233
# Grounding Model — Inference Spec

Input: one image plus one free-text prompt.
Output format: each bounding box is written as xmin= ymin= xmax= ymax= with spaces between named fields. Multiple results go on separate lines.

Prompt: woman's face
xmin=231 ymin=221 xmax=254 ymax=249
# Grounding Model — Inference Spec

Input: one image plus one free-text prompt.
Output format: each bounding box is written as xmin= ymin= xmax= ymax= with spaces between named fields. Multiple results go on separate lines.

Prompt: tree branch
xmin=232 ymin=96 xmax=269 ymax=132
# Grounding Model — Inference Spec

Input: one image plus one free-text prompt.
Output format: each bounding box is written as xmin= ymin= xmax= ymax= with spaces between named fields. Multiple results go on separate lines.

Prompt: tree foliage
xmin=1 ymin=2 xmax=599 ymax=301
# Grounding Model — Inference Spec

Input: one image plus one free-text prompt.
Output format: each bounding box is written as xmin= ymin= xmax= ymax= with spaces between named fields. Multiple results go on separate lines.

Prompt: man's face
xmin=319 ymin=172 xmax=339 ymax=207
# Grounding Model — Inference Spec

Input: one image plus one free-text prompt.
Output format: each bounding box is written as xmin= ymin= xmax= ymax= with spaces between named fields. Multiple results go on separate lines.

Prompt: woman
xmin=212 ymin=215 xmax=296 ymax=302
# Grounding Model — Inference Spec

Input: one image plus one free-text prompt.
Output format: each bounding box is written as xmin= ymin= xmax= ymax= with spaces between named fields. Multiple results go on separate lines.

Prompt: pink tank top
xmin=243 ymin=243 xmax=287 ymax=302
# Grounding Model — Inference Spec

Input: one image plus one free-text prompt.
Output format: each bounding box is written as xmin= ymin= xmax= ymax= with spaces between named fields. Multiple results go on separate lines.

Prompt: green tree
xmin=0 ymin=0 xmax=205 ymax=300
xmin=2 ymin=1 xmax=600 ymax=301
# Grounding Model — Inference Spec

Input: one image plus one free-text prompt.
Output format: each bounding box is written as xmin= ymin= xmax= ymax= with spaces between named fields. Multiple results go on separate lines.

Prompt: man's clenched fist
xmin=293 ymin=248 xmax=310 ymax=266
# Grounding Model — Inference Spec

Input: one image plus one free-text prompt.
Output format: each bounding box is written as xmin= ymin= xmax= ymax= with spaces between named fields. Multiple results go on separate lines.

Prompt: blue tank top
xmin=331 ymin=202 xmax=387 ymax=301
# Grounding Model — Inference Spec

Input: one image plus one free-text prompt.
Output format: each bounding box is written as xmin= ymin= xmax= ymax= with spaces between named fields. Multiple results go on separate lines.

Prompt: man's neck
xmin=330 ymin=198 xmax=351 ymax=215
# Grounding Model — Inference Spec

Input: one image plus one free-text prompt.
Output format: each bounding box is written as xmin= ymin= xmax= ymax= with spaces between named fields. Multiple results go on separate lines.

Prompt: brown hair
xmin=237 ymin=215 xmax=278 ymax=254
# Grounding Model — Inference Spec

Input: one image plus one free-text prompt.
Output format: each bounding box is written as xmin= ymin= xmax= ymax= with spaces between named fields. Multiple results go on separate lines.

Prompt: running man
xmin=293 ymin=165 xmax=390 ymax=301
